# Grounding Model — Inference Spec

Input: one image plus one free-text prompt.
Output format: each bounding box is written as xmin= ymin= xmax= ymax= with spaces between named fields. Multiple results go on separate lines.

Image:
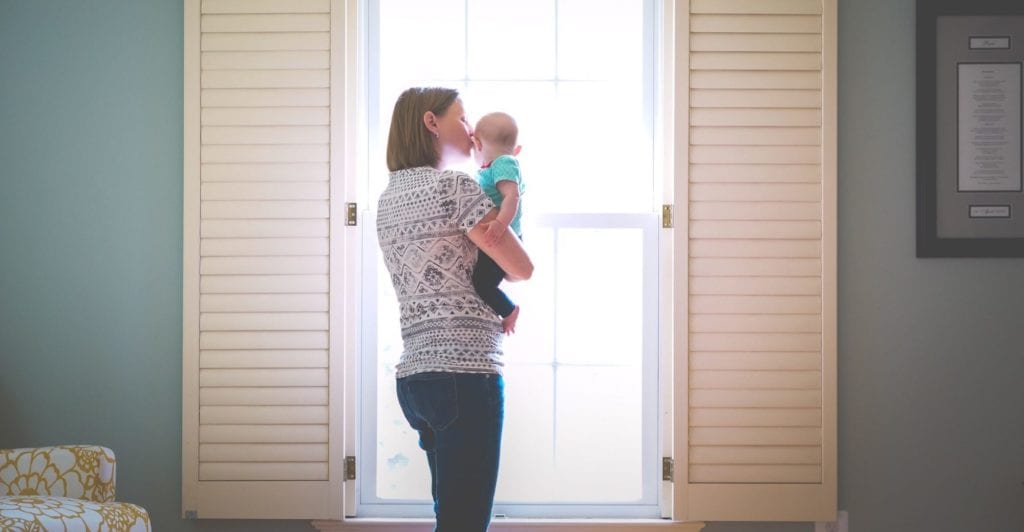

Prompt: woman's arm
xmin=468 ymin=208 xmax=533 ymax=281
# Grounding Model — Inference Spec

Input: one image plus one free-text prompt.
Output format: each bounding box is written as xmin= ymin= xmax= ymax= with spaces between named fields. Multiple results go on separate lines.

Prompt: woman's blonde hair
xmin=386 ymin=87 xmax=460 ymax=171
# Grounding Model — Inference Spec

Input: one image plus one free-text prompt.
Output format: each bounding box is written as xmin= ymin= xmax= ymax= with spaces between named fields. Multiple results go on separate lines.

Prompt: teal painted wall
xmin=1 ymin=1 xmax=1021 ymax=531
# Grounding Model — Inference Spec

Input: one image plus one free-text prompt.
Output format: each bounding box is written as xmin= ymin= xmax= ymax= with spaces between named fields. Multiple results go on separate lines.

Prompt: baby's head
xmin=472 ymin=112 xmax=520 ymax=164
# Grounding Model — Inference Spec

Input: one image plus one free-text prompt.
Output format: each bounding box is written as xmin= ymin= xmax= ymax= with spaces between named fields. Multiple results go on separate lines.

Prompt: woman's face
xmin=434 ymin=98 xmax=473 ymax=168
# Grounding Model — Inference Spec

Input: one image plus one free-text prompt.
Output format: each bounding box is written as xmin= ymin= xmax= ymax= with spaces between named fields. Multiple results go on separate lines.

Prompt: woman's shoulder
xmin=435 ymin=168 xmax=482 ymax=196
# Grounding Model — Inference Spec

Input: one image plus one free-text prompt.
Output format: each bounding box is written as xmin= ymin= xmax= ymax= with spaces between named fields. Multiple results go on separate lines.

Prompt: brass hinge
xmin=662 ymin=457 xmax=674 ymax=482
xmin=346 ymin=203 xmax=358 ymax=226
xmin=345 ymin=456 xmax=356 ymax=480
xmin=662 ymin=204 xmax=673 ymax=228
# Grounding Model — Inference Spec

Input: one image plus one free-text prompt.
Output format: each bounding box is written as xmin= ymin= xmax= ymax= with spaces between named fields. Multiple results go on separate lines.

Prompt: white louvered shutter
xmin=678 ymin=0 xmax=837 ymax=521
xmin=183 ymin=0 xmax=347 ymax=519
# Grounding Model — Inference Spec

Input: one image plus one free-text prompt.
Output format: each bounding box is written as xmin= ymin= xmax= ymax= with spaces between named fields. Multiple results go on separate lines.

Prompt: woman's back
xmin=376 ymin=165 xmax=503 ymax=378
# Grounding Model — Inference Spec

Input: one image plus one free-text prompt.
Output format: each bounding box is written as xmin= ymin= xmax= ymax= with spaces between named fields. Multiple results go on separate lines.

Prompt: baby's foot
xmin=502 ymin=306 xmax=520 ymax=335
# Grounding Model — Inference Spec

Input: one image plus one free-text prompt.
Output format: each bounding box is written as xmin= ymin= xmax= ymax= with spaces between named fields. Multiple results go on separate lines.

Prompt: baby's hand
xmin=484 ymin=220 xmax=508 ymax=246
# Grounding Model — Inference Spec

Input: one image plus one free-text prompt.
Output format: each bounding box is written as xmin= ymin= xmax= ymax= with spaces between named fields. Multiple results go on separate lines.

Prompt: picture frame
xmin=916 ymin=0 xmax=1024 ymax=257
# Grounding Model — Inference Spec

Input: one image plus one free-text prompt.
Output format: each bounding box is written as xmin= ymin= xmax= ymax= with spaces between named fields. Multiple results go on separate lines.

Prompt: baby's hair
xmin=474 ymin=112 xmax=518 ymax=150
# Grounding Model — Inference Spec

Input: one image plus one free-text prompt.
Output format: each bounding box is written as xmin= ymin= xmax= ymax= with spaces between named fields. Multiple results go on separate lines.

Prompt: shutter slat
xmin=202 ymin=145 xmax=329 ymax=163
xmin=691 ymin=52 xmax=821 ymax=71
xmin=201 ymin=200 xmax=330 ymax=220
xmin=203 ymin=182 xmax=328 ymax=200
xmin=201 ymin=220 xmax=328 ymax=238
xmin=200 ymin=387 xmax=328 ymax=406
xmin=202 ymin=107 xmax=329 ymax=126
xmin=690 ymin=221 xmax=821 ymax=239
xmin=200 ymin=368 xmax=328 ymax=387
xmin=692 ymin=91 xmax=822 ymax=110
xmin=689 ymin=465 xmax=821 ymax=484
xmin=202 ymin=69 xmax=329 ymax=89
xmin=690 ymin=314 xmax=821 ymax=333
xmin=691 ymin=446 xmax=821 ymax=465
xmin=691 ymin=277 xmax=821 ymax=296
xmin=200 ymin=274 xmax=328 ymax=293
xmin=690 ymin=408 xmax=821 ymax=427
xmin=691 ymin=370 xmax=821 ymax=389
xmin=202 ymin=0 xmax=330 ymax=15
xmin=691 ymin=15 xmax=821 ymax=34
xmin=691 ymin=146 xmax=821 ymax=164
xmin=691 ymin=33 xmax=822 ymax=52
xmin=690 ymin=257 xmax=822 ymax=275
xmin=201 ymin=14 xmax=330 ymax=33
xmin=691 ymin=183 xmax=821 ymax=202
xmin=691 ymin=70 xmax=821 ymax=89
xmin=690 ymin=333 xmax=821 ymax=352
xmin=690 ymin=352 xmax=823 ymax=371
xmin=691 ymin=126 xmax=820 ymax=145
xmin=200 ymin=293 xmax=328 ymax=312
xmin=199 ymin=462 xmax=328 ymax=481
xmin=200 ymin=424 xmax=328 ymax=443
xmin=690 ymin=0 xmax=821 ymax=15
xmin=691 ymin=108 xmax=821 ymax=127
xmin=202 ymin=163 xmax=328 ymax=182
xmin=199 ymin=331 xmax=329 ymax=350
xmin=201 ymin=32 xmax=330 ymax=51
xmin=199 ymin=443 xmax=328 ymax=462
xmin=690 ymin=427 xmax=821 ymax=446
xmin=201 ymin=406 xmax=328 ymax=424
xmin=201 ymin=350 xmax=328 ymax=368
xmin=690 ymin=202 xmax=820 ymax=221
xmin=691 ymin=389 xmax=822 ymax=408
xmin=200 ymin=311 xmax=329 ymax=330
xmin=202 ymin=51 xmax=329 ymax=70
xmin=201 ymin=238 xmax=328 ymax=257
xmin=690 ymin=164 xmax=820 ymax=183
xmin=690 ymin=240 xmax=822 ymax=258
xmin=202 ymin=125 xmax=330 ymax=143
xmin=690 ymin=295 xmax=822 ymax=314
xmin=201 ymin=256 xmax=328 ymax=275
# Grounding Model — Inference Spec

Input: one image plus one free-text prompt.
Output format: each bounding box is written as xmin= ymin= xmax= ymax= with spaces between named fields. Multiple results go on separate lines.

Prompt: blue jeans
xmin=396 ymin=372 xmax=505 ymax=532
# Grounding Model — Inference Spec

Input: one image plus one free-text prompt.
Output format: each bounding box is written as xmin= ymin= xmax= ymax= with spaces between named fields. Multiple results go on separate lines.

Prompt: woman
xmin=376 ymin=87 xmax=533 ymax=531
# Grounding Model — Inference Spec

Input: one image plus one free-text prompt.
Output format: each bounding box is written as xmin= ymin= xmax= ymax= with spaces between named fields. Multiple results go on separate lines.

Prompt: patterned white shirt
xmin=376 ymin=166 xmax=503 ymax=378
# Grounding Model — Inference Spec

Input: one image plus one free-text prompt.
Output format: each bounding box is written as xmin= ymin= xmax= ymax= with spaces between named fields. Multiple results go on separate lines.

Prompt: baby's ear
xmin=513 ymin=145 xmax=522 ymax=156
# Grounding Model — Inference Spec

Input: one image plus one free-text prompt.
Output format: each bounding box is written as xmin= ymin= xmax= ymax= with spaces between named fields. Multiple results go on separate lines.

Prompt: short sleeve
xmin=438 ymin=170 xmax=495 ymax=232
xmin=488 ymin=155 xmax=523 ymax=189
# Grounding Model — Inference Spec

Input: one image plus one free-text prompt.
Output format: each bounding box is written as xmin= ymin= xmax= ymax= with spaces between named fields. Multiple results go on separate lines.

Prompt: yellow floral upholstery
xmin=0 ymin=446 xmax=150 ymax=531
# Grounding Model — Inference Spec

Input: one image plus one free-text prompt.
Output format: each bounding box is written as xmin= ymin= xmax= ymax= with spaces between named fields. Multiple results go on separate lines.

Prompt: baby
xmin=471 ymin=112 xmax=525 ymax=334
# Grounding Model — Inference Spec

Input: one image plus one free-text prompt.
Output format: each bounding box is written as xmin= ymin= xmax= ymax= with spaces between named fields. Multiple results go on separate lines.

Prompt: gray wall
xmin=1 ymin=1 xmax=1021 ymax=531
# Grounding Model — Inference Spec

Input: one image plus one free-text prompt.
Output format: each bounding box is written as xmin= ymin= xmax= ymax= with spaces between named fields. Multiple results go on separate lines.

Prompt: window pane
xmin=379 ymin=0 xmax=465 ymax=82
xmin=467 ymin=0 xmax=555 ymax=80
xmin=555 ymin=228 xmax=644 ymax=366
xmin=558 ymin=0 xmax=645 ymax=81
xmin=501 ymin=228 xmax=556 ymax=365
xmin=554 ymin=365 xmax=643 ymax=501
xmin=495 ymin=365 xmax=556 ymax=501
xmin=546 ymin=82 xmax=653 ymax=213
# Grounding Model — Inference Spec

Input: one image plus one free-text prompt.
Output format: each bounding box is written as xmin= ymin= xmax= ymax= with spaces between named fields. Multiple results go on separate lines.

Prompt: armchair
xmin=0 ymin=445 xmax=150 ymax=531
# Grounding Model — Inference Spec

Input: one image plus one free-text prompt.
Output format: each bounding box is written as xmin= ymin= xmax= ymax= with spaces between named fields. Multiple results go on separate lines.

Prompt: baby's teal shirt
xmin=477 ymin=154 xmax=524 ymax=235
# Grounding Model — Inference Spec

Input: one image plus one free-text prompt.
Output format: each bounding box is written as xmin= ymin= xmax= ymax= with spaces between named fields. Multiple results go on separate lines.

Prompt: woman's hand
xmin=483 ymin=220 xmax=508 ymax=246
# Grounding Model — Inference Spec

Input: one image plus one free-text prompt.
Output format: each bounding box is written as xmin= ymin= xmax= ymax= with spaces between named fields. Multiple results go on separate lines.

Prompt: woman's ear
xmin=423 ymin=111 xmax=439 ymax=137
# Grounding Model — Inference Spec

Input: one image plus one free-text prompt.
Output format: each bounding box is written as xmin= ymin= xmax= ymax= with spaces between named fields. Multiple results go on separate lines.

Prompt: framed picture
xmin=917 ymin=0 xmax=1024 ymax=257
